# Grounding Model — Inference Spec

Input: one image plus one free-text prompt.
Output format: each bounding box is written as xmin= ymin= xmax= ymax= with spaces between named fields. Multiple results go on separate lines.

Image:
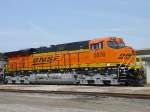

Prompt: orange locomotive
xmin=5 ymin=36 xmax=144 ymax=85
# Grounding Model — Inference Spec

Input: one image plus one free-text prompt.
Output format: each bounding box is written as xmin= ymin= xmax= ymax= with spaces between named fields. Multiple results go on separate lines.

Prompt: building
xmin=136 ymin=49 xmax=150 ymax=84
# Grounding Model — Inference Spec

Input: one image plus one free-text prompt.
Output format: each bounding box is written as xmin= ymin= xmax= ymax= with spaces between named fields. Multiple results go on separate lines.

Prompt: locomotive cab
xmin=89 ymin=37 xmax=135 ymax=65
xmin=89 ymin=37 xmax=126 ymax=50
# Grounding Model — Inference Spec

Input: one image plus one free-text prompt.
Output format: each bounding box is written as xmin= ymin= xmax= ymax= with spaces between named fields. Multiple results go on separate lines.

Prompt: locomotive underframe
xmin=4 ymin=64 xmax=145 ymax=86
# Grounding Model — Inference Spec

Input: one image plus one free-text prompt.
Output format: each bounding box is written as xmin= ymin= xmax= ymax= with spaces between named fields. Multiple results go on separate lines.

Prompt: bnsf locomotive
xmin=4 ymin=36 xmax=144 ymax=85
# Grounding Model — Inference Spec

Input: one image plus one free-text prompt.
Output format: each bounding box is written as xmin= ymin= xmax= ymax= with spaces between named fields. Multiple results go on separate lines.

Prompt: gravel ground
xmin=0 ymin=92 xmax=150 ymax=112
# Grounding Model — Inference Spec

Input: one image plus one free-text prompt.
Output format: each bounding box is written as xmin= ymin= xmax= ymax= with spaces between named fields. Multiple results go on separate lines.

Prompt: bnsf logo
xmin=33 ymin=55 xmax=60 ymax=64
xmin=118 ymin=53 xmax=132 ymax=59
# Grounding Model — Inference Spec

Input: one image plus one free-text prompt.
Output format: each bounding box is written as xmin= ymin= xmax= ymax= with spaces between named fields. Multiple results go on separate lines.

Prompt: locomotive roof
xmin=4 ymin=40 xmax=89 ymax=56
xmin=4 ymin=48 xmax=37 ymax=56
xmin=47 ymin=40 xmax=89 ymax=52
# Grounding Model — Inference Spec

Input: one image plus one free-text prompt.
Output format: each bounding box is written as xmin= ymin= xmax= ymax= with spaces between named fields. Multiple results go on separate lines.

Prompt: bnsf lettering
xmin=33 ymin=55 xmax=60 ymax=64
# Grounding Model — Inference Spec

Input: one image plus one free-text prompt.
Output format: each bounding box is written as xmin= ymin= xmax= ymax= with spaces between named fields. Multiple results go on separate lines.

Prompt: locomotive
xmin=4 ymin=36 xmax=145 ymax=85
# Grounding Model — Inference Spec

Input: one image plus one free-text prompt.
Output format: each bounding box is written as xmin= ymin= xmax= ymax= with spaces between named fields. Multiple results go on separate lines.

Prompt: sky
xmin=0 ymin=0 xmax=150 ymax=52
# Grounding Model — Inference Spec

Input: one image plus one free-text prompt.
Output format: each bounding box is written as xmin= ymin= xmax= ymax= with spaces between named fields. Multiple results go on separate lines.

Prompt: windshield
xmin=108 ymin=41 xmax=125 ymax=49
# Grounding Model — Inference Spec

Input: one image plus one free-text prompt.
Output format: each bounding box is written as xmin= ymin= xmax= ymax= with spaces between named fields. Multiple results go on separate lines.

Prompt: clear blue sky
xmin=0 ymin=0 xmax=150 ymax=52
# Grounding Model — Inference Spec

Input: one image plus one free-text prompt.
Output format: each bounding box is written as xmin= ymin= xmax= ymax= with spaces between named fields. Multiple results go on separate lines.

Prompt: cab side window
xmin=99 ymin=42 xmax=103 ymax=49
xmin=91 ymin=42 xmax=103 ymax=49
